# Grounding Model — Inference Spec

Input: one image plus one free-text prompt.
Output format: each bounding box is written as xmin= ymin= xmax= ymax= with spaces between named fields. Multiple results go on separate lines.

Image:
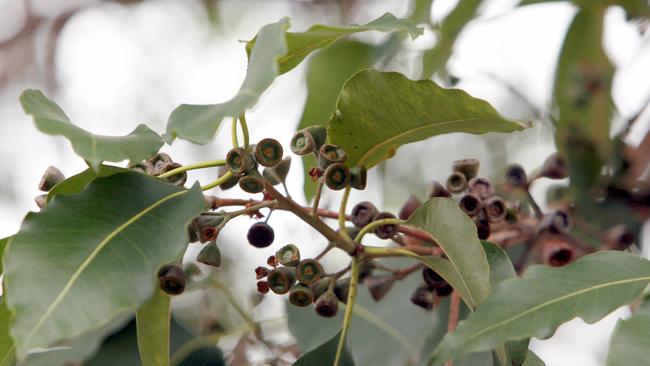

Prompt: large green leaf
xmin=294 ymin=330 xmax=354 ymax=366
xmin=0 ymin=299 xmax=14 ymax=366
xmin=164 ymin=18 xmax=289 ymax=144
xmin=328 ymin=70 xmax=527 ymax=168
xmin=136 ymin=288 xmax=171 ymax=366
xmin=46 ymin=165 xmax=128 ymax=203
xmin=3 ymin=172 xmax=204 ymax=359
xmin=606 ymin=297 xmax=650 ymax=366
xmin=247 ymin=12 xmax=422 ymax=75
xmin=20 ymin=90 xmax=162 ymax=171
xmin=298 ymin=40 xmax=375 ymax=201
xmin=406 ymin=198 xmax=491 ymax=309
xmin=429 ymin=251 xmax=650 ymax=366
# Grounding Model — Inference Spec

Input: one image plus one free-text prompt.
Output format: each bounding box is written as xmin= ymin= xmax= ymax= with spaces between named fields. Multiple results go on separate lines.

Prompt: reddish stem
xmin=445 ymin=291 xmax=461 ymax=366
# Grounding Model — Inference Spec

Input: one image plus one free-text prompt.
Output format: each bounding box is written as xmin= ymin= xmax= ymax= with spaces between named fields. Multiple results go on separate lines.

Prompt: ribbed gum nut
xmin=267 ymin=267 xmax=296 ymax=294
xmin=446 ymin=172 xmax=468 ymax=194
xmin=295 ymin=259 xmax=325 ymax=285
xmin=276 ymin=244 xmax=301 ymax=267
xmin=399 ymin=196 xmax=421 ymax=220
xmin=239 ymin=169 xmax=265 ymax=194
xmin=484 ymin=196 xmax=507 ymax=223
xmin=289 ymin=284 xmax=314 ymax=307
xmin=257 ymin=280 xmax=270 ymax=294
xmin=604 ymin=225 xmax=634 ymax=250
xmin=452 ymin=158 xmax=480 ymax=180
xmin=468 ymin=177 xmax=495 ymax=199
xmin=193 ymin=215 xmax=225 ymax=243
xmin=255 ymin=138 xmax=284 ymax=167
xmin=247 ymin=222 xmax=275 ymax=248
xmin=318 ymin=144 xmax=347 ymax=168
xmin=310 ymin=278 xmax=331 ymax=299
xmin=334 ymin=277 xmax=351 ymax=304
xmin=365 ymin=275 xmax=396 ymax=302
xmin=349 ymin=166 xmax=367 ymax=190
xmin=351 ymin=201 xmax=378 ymax=228
xmin=411 ymin=284 xmax=436 ymax=310
xmin=541 ymin=238 xmax=574 ymax=267
xmin=263 ymin=156 xmax=291 ymax=186
xmin=459 ymin=194 xmax=481 ymax=217
xmin=429 ymin=180 xmax=452 ymax=198
xmin=158 ymin=265 xmax=186 ymax=295
xmin=38 ymin=166 xmax=65 ymax=192
xmin=540 ymin=152 xmax=568 ymax=179
xmin=305 ymin=126 xmax=327 ymax=150
xmin=314 ymin=291 xmax=339 ymax=318
xmin=226 ymin=147 xmax=256 ymax=176
xmin=290 ymin=130 xmax=317 ymax=155
xmin=197 ymin=241 xmax=221 ymax=267
xmin=34 ymin=194 xmax=47 ymax=210
xmin=255 ymin=266 xmax=270 ymax=279
xmin=158 ymin=162 xmax=187 ymax=186
xmin=436 ymin=284 xmax=454 ymax=297
xmin=474 ymin=217 xmax=491 ymax=240
xmin=422 ymin=268 xmax=447 ymax=289
xmin=324 ymin=163 xmax=350 ymax=191
xmin=505 ymin=163 xmax=528 ymax=188
xmin=150 ymin=152 xmax=173 ymax=174
xmin=217 ymin=166 xmax=240 ymax=190
xmin=372 ymin=212 xmax=399 ymax=240
xmin=539 ymin=209 xmax=571 ymax=235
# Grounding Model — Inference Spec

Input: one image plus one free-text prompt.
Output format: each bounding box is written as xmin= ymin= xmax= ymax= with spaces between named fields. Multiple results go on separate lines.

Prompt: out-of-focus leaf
xmin=0 ymin=299 xmax=14 ymax=366
xmin=518 ymin=0 xmax=566 ymax=5
xmin=328 ymin=70 xmax=527 ymax=169
xmin=421 ymin=0 xmax=481 ymax=79
xmin=429 ymin=251 xmax=650 ymax=366
xmin=0 ymin=238 xmax=10 ymax=274
xmin=298 ymin=40 xmax=375 ymax=201
xmin=46 ymin=165 xmax=128 ymax=203
xmin=246 ymin=13 xmax=422 ymax=75
xmin=293 ymin=330 xmax=354 ymax=366
xmin=406 ymin=198 xmax=491 ymax=309
xmin=606 ymin=298 xmax=650 ymax=366
xmin=20 ymin=90 xmax=162 ymax=171
xmin=136 ymin=288 xmax=171 ymax=366
xmin=522 ymin=351 xmax=546 ymax=366
xmin=3 ymin=172 xmax=204 ymax=359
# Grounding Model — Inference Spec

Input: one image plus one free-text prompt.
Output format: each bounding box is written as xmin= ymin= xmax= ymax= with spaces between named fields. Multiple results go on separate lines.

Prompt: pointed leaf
xmin=20 ymin=90 xmax=163 ymax=171
xmin=47 ymin=165 xmax=128 ymax=203
xmin=136 ymin=288 xmax=171 ymax=366
xmin=406 ymin=198 xmax=491 ymax=309
xmin=294 ymin=330 xmax=354 ymax=366
xmin=429 ymin=251 xmax=650 ymax=366
xmin=3 ymin=172 xmax=204 ymax=359
xmin=328 ymin=70 xmax=527 ymax=168
xmin=606 ymin=298 xmax=650 ymax=366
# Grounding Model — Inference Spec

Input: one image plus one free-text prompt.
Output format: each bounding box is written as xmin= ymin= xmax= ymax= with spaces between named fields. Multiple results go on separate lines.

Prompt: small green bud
xmin=289 ymin=284 xmax=314 ymax=307
xmin=238 ymin=169 xmax=265 ymax=194
xmin=324 ymin=163 xmax=350 ymax=191
xmin=226 ymin=147 xmax=256 ymax=176
xmin=446 ymin=172 xmax=468 ymax=193
xmin=262 ymin=156 xmax=291 ymax=186
xmin=334 ymin=277 xmax=350 ymax=304
xmin=276 ymin=244 xmax=301 ymax=267
xmin=452 ymin=158 xmax=480 ymax=180
xmin=295 ymin=259 xmax=325 ymax=285
xmin=349 ymin=166 xmax=367 ymax=190
xmin=197 ymin=241 xmax=221 ymax=267
xmin=38 ymin=166 xmax=65 ymax=192
xmin=267 ymin=267 xmax=296 ymax=294
xmin=314 ymin=290 xmax=339 ymax=318
xmin=254 ymin=138 xmax=284 ymax=167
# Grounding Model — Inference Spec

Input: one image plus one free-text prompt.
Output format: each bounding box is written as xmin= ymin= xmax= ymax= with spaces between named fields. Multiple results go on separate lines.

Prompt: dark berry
xmin=247 ymin=222 xmax=275 ymax=248
xmin=436 ymin=284 xmax=454 ymax=297
xmin=351 ymin=201 xmax=379 ymax=228
xmin=475 ymin=218 xmax=490 ymax=240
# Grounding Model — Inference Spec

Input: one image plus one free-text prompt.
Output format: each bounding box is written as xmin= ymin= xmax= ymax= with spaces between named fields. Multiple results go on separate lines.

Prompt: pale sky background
xmin=0 ymin=0 xmax=649 ymax=365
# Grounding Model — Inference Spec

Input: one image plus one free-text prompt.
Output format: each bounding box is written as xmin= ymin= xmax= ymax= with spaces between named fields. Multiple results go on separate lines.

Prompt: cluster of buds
xmin=222 ymin=138 xmax=290 ymax=193
xmin=410 ymin=268 xmax=454 ymax=310
xmin=34 ymin=166 xmax=66 ymax=208
xmin=130 ymin=152 xmax=187 ymax=186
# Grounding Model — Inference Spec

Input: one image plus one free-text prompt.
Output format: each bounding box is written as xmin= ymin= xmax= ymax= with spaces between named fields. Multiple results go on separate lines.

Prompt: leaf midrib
xmin=23 ymin=188 xmax=189 ymax=347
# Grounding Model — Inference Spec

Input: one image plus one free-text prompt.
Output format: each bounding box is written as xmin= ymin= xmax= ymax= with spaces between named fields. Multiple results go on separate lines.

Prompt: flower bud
xmin=372 ymin=212 xmax=399 ymax=239
xmin=289 ymin=284 xmax=314 ymax=307
xmin=38 ymin=166 xmax=65 ymax=192
xmin=34 ymin=194 xmax=47 ymax=210
xmin=349 ymin=166 xmax=367 ymax=190
xmin=398 ymin=196 xmax=421 ymax=220
xmin=324 ymin=163 xmax=350 ymax=191
xmin=484 ymin=196 xmax=507 ymax=223
xmin=468 ymin=177 xmax=494 ymax=199
xmin=262 ymin=156 xmax=291 ymax=186
xmin=452 ymin=158 xmax=480 ymax=180
xmin=538 ymin=209 xmax=571 ymax=235
xmin=505 ymin=163 xmax=527 ymax=188
xmin=436 ymin=284 xmax=454 ymax=297
xmin=604 ymin=225 xmax=634 ymax=250
xmin=541 ymin=238 xmax=575 ymax=267
xmin=267 ymin=267 xmax=296 ymax=294
xmin=239 ymin=169 xmax=265 ymax=194
xmin=351 ymin=201 xmax=378 ymax=228
xmin=226 ymin=147 xmax=256 ymax=176
xmin=158 ymin=265 xmax=186 ymax=295
xmin=422 ymin=268 xmax=447 ymax=289
xmin=314 ymin=290 xmax=339 ymax=318
xmin=539 ymin=152 xmax=567 ymax=179
xmin=254 ymin=138 xmax=283 ymax=167
xmin=197 ymin=241 xmax=221 ymax=267
xmin=411 ymin=284 xmax=436 ymax=310
xmin=334 ymin=278 xmax=350 ymax=304
xmin=247 ymin=222 xmax=275 ymax=248
xmin=217 ymin=166 xmax=240 ymax=190
xmin=446 ymin=172 xmax=468 ymax=194
xmin=459 ymin=194 xmax=482 ymax=217
xmin=296 ymin=259 xmax=325 ymax=285
xmin=276 ymin=244 xmax=301 ymax=267
xmin=318 ymin=144 xmax=347 ymax=168
xmin=365 ymin=275 xmax=395 ymax=302
xmin=429 ymin=180 xmax=452 ymax=198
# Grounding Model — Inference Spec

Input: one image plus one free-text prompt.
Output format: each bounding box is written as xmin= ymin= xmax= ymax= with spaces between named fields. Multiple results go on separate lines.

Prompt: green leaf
xmin=3 ymin=172 xmax=204 ymax=359
xmin=19 ymin=90 xmax=163 ymax=171
xmin=136 ymin=288 xmax=171 ymax=366
xmin=328 ymin=70 xmax=527 ymax=169
xmin=164 ymin=18 xmax=289 ymax=144
xmin=294 ymin=330 xmax=354 ymax=366
xmin=246 ymin=13 xmax=422 ymax=75
xmin=429 ymin=251 xmax=650 ymax=366
xmin=46 ymin=165 xmax=128 ymax=203
xmin=606 ymin=299 xmax=650 ymax=366
xmin=482 ymin=241 xmax=516 ymax=287
xmin=298 ymin=40 xmax=375 ymax=201
xmin=0 ymin=237 xmax=10 ymax=274
xmin=522 ymin=351 xmax=545 ymax=366
xmin=406 ymin=198 xmax=491 ymax=309
xmin=0 ymin=299 xmax=15 ymax=366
